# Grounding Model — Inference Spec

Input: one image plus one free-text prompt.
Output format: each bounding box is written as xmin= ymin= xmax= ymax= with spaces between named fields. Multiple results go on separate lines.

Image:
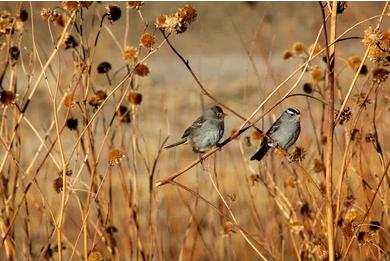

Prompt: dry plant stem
xmin=206 ymin=171 xmax=270 ymax=261
xmin=335 ymin=2 xmax=389 ymax=124
xmin=341 ymin=158 xmax=390 ymax=260
xmin=321 ymin=2 xmax=337 ymax=260
xmin=0 ymin=8 xmax=76 ymax=174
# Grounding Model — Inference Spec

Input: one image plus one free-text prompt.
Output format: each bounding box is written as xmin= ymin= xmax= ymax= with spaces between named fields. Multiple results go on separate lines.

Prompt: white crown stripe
xmin=286 ymin=108 xmax=300 ymax=115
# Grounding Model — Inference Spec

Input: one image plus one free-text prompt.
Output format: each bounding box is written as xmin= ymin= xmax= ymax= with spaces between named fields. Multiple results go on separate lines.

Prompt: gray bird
xmin=165 ymin=106 xmax=226 ymax=153
xmin=251 ymin=107 xmax=301 ymax=161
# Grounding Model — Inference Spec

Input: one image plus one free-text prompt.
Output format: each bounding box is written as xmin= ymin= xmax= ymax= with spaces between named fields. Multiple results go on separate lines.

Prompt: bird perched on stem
xmin=165 ymin=105 xmax=226 ymax=153
xmin=251 ymin=108 xmax=301 ymax=161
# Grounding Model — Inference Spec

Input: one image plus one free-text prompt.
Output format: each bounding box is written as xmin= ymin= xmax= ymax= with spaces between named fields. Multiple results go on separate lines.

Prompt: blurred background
xmin=0 ymin=2 xmax=389 ymax=260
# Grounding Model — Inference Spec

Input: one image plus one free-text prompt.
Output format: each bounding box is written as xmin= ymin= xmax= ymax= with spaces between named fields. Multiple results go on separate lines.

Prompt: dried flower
xmin=127 ymin=1 xmax=144 ymax=9
xmin=223 ymin=221 xmax=235 ymax=235
xmin=106 ymin=225 xmax=118 ymax=234
xmin=359 ymin=64 xmax=368 ymax=75
xmin=250 ymin=174 xmax=261 ymax=186
xmin=347 ymin=56 xmax=362 ymax=70
xmin=134 ymin=63 xmax=150 ymax=76
xmin=335 ymin=107 xmax=352 ymax=125
xmin=362 ymin=26 xmax=383 ymax=47
xmin=66 ymin=117 xmax=78 ymax=130
xmin=357 ymin=231 xmax=372 ymax=244
xmin=88 ymin=251 xmax=104 ymax=261
xmin=117 ymin=105 xmax=131 ymax=123
xmin=372 ymin=67 xmax=389 ymax=83
xmin=155 ymin=15 xmax=167 ymax=29
xmin=123 ymin=47 xmax=138 ymax=60
xmin=97 ymin=62 xmax=112 ymax=74
xmin=63 ymin=34 xmax=78 ymax=49
xmin=40 ymin=8 xmax=58 ymax=22
xmin=283 ymin=50 xmax=293 ymax=60
xmin=128 ymin=92 xmax=142 ymax=105
xmin=289 ymin=146 xmax=305 ymax=162
xmin=106 ymin=5 xmax=121 ymax=23
xmin=0 ymin=90 xmax=15 ymax=105
xmin=365 ymin=133 xmax=376 ymax=143
xmin=251 ymin=130 xmax=263 ymax=140
xmin=292 ymin=42 xmax=305 ymax=55
xmin=300 ymin=202 xmax=311 ymax=218
xmin=336 ymin=1 xmax=347 ymax=14
xmin=303 ymin=82 xmax=313 ymax=94
xmin=54 ymin=14 xmax=67 ymax=27
xmin=311 ymin=67 xmax=323 ymax=82
xmin=62 ymin=1 xmax=80 ymax=11
xmin=109 ymin=149 xmax=125 ymax=166
xmin=53 ymin=177 xmax=63 ymax=193
xmin=368 ymin=221 xmax=380 ymax=231
xmin=313 ymin=159 xmax=324 ymax=173
xmin=177 ymin=5 xmax=197 ymax=25
xmin=309 ymin=43 xmax=322 ymax=56
xmin=88 ymin=90 xmax=107 ymax=108
xmin=64 ymin=94 xmax=74 ymax=107
xmin=16 ymin=8 xmax=28 ymax=22
xmin=9 ymin=46 xmax=20 ymax=61
xmin=350 ymin=128 xmax=361 ymax=142
xmin=0 ymin=11 xmax=14 ymax=35
xmin=140 ymin=33 xmax=155 ymax=49
xmin=342 ymin=207 xmax=360 ymax=237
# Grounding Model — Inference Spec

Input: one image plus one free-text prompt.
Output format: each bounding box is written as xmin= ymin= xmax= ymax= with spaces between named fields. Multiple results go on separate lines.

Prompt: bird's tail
xmin=164 ymin=139 xmax=187 ymax=149
xmin=250 ymin=144 xmax=270 ymax=161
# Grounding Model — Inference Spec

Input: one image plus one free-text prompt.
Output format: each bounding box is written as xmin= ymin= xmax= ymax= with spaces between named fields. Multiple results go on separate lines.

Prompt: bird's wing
xmin=181 ymin=115 xmax=205 ymax=139
xmin=266 ymin=117 xmax=282 ymax=136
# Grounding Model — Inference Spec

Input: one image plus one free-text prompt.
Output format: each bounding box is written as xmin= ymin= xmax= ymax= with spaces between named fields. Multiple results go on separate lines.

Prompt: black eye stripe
xmin=286 ymin=108 xmax=300 ymax=115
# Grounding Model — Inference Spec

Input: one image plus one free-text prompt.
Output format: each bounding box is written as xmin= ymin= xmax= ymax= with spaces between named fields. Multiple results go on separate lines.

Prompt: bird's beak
xmin=223 ymin=112 xmax=228 ymax=116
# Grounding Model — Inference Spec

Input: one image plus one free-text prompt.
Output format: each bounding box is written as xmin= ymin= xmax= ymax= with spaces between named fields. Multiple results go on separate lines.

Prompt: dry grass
xmin=0 ymin=2 xmax=389 ymax=261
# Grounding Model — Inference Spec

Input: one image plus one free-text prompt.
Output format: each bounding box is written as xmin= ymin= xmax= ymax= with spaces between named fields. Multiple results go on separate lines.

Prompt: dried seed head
xmin=365 ymin=133 xmax=376 ymax=143
xmin=123 ymin=47 xmax=139 ymax=60
xmin=335 ymin=107 xmax=352 ymax=125
xmin=289 ymin=146 xmax=306 ymax=162
xmin=106 ymin=5 xmax=122 ymax=23
xmin=128 ymin=92 xmax=142 ymax=105
xmin=66 ymin=117 xmax=78 ymax=130
xmin=127 ymin=1 xmax=144 ymax=9
xmin=357 ymin=231 xmax=371 ymax=244
xmin=16 ymin=8 xmax=28 ymax=22
xmin=372 ymin=67 xmax=389 ymax=83
xmin=64 ymin=94 xmax=74 ymax=107
xmin=97 ymin=62 xmax=112 ymax=74
xmin=53 ymin=177 xmax=63 ymax=193
xmin=309 ymin=43 xmax=322 ymax=56
xmin=359 ymin=64 xmax=368 ymax=75
xmin=303 ymin=82 xmax=313 ymax=94
xmin=40 ymin=8 xmax=58 ymax=22
xmin=0 ymin=90 xmax=15 ymax=105
xmin=134 ymin=63 xmax=150 ymax=76
xmin=62 ymin=1 xmax=80 ymax=11
xmin=292 ymin=42 xmax=305 ymax=55
xmin=177 ymin=4 xmax=197 ymax=25
xmin=117 ymin=105 xmax=131 ymax=123
xmin=313 ymin=159 xmax=324 ymax=173
xmin=283 ymin=50 xmax=293 ymax=60
xmin=347 ymin=56 xmax=362 ymax=70
xmin=368 ymin=221 xmax=380 ymax=231
xmin=88 ymin=251 xmax=104 ymax=261
xmin=300 ymin=202 xmax=311 ymax=218
xmin=63 ymin=34 xmax=78 ymax=49
xmin=311 ymin=67 xmax=323 ymax=82
xmin=140 ymin=33 xmax=155 ymax=49
xmin=106 ymin=225 xmax=118 ymax=234
xmin=223 ymin=221 xmax=235 ymax=235
xmin=350 ymin=128 xmax=361 ymax=142
xmin=251 ymin=130 xmax=263 ymax=140
xmin=250 ymin=174 xmax=261 ymax=186
xmin=9 ymin=46 xmax=20 ymax=61
xmin=109 ymin=149 xmax=125 ymax=166
xmin=155 ymin=15 xmax=167 ymax=29
xmin=336 ymin=1 xmax=347 ymax=14
xmin=362 ymin=26 xmax=383 ymax=47
xmin=88 ymin=90 xmax=107 ymax=108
